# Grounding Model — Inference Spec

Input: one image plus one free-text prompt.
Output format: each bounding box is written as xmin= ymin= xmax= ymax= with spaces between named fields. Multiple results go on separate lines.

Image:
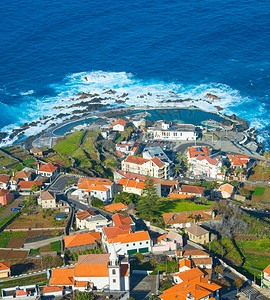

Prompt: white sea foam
xmin=0 ymin=71 xmax=269 ymax=148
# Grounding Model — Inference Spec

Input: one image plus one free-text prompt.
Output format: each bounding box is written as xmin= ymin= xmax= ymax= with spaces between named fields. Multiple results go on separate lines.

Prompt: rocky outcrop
xmin=206 ymin=93 xmax=221 ymax=100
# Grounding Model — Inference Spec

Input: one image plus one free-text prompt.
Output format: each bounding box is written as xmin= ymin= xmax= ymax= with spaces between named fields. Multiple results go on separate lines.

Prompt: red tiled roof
xmin=163 ymin=209 xmax=213 ymax=225
xmin=113 ymin=119 xmax=127 ymax=127
xmin=180 ymin=185 xmax=205 ymax=195
xmin=78 ymin=177 xmax=113 ymax=192
xmin=112 ymin=213 xmax=132 ymax=227
xmin=0 ymin=261 xmax=10 ymax=271
xmin=103 ymin=226 xmax=131 ymax=240
xmin=0 ymin=189 xmax=10 ymax=197
xmin=75 ymin=209 xmax=96 ymax=220
xmin=218 ymin=183 xmax=234 ymax=194
xmin=42 ymin=286 xmax=63 ymax=294
xmin=125 ymin=155 xmax=148 ymax=165
xmin=118 ymin=178 xmax=145 ymax=190
xmin=188 ymin=146 xmax=210 ymax=159
xmin=108 ymin=231 xmax=150 ymax=244
xmin=38 ymin=163 xmax=58 ymax=173
xmin=151 ymin=157 xmax=164 ymax=167
xmin=0 ymin=174 xmax=10 ymax=184
xmin=18 ymin=181 xmax=42 ymax=190
xmin=49 ymin=267 xmax=75 ymax=286
xmin=264 ymin=264 xmax=270 ymax=276
xmin=41 ymin=190 xmax=56 ymax=201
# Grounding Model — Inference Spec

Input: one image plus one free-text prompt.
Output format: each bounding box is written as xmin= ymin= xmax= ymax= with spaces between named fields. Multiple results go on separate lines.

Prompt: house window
xmin=113 ymin=279 xmax=116 ymax=283
xmin=127 ymin=244 xmax=129 ymax=247
xmin=140 ymin=242 xmax=142 ymax=245
xmin=133 ymin=243 xmax=135 ymax=246
xmin=146 ymin=241 xmax=148 ymax=244
xmin=112 ymin=269 xmax=116 ymax=275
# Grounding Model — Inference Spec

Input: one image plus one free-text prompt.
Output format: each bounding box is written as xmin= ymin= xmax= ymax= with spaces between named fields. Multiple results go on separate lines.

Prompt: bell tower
xmin=108 ymin=246 xmax=121 ymax=291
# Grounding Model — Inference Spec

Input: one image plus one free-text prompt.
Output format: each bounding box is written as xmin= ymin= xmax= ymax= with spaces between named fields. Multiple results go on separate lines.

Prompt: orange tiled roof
xmin=75 ymin=254 xmax=111 ymax=277
xmin=163 ymin=209 xmax=213 ymax=225
xmin=264 ymin=264 xmax=270 ymax=276
xmin=78 ymin=177 xmax=113 ymax=192
xmin=74 ymin=281 xmax=88 ymax=287
xmin=49 ymin=267 xmax=74 ymax=286
xmin=0 ymin=261 xmax=10 ymax=271
xmin=179 ymin=258 xmax=191 ymax=269
xmin=108 ymin=230 xmax=150 ymax=244
xmin=75 ymin=209 xmax=96 ymax=220
xmin=180 ymin=185 xmax=205 ymax=195
xmin=125 ymin=155 xmax=148 ymax=165
xmin=42 ymin=286 xmax=63 ymax=294
xmin=16 ymin=290 xmax=28 ymax=296
xmin=118 ymin=178 xmax=145 ymax=190
xmin=112 ymin=213 xmax=132 ymax=228
xmin=38 ymin=163 xmax=58 ymax=173
xmin=64 ymin=232 xmax=101 ymax=248
xmin=18 ymin=180 xmax=42 ymax=189
xmin=105 ymin=203 xmax=128 ymax=212
xmin=113 ymin=119 xmax=127 ymax=127
xmin=228 ymin=154 xmax=249 ymax=167
xmin=191 ymin=257 xmax=212 ymax=266
xmin=157 ymin=233 xmax=167 ymax=243
xmin=159 ymin=276 xmax=221 ymax=300
xmin=151 ymin=157 xmax=164 ymax=167
xmin=174 ymin=267 xmax=204 ymax=282
xmin=218 ymin=183 xmax=234 ymax=195
xmin=169 ymin=193 xmax=194 ymax=199
xmin=103 ymin=226 xmax=131 ymax=240
xmin=188 ymin=146 xmax=210 ymax=159
xmin=180 ymin=249 xmax=210 ymax=257
xmin=14 ymin=170 xmax=32 ymax=180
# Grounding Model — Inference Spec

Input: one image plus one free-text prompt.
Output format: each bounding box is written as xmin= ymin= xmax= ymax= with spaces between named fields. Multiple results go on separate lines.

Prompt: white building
xmin=112 ymin=119 xmax=128 ymax=132
xmin=75 ymin=209 xmax=111 ymax=232
xmin=37 ymin=163 xmax=59 ymax=179
xmin=122 ymin=155 xmax=169 ymax=179
xmin=77 ymin=177 xmax=115 ymax=202
xmin=147 ymin=121 xmax=197 ymax=141
xmin=103 ymin=228 xmax=151 ymax=256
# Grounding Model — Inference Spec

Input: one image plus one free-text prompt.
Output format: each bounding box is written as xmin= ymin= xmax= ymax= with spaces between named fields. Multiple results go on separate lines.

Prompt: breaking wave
xmin=0 ymin=71 xmax=269 ymax=148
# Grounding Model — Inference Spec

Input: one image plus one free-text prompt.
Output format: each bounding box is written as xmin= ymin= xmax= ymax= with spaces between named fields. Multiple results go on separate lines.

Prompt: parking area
xmin=130 ymin=274 xmax=157 ymax=300
xmin=0 ymin=195 xmax=26 ymax=220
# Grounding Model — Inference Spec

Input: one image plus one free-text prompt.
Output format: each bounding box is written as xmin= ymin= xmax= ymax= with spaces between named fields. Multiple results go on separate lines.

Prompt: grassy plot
xmin=50 ymin=241 xmax=61 ymax=252
xmin=53 ymin=131 xmax=84 ymax=155
xmin=0 ymin=153 xmax=16 ymax=167
xmin=160 ymin=199 xmax=211 ymax=213
xmin=72 ymin=148 xmax=92 ymax=168
xmin=253 ymin=187 xmax=265 ymax=197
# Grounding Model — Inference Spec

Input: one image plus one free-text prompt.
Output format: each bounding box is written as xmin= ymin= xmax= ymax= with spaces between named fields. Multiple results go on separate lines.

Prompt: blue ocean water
xmin=0 ymin=0 xmax=269 ymax=146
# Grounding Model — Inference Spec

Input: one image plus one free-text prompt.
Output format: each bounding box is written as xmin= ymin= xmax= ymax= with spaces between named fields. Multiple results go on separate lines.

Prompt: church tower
xmin=108 ymin=245 xmax=121 ymax=291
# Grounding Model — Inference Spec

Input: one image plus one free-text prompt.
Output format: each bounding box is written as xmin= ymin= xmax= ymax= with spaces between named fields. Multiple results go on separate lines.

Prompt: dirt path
xmin=245 ymin=249 xmax=270 ymax=256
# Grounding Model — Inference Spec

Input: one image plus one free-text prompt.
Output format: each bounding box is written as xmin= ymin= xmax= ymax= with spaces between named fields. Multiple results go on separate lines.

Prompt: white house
xmin=147 ymin=121 xmax=197 ymax=141
xmin=103 ymin=228 xmax=151 ymax=256
xmin=75 ymin=209 xmax=111 ymax=232
xmin=112 ymin=119 xmax=128 ymax=132
xmin=77 ymin=177 xmax=115 ymax=202
xmin=263 ymin=264 xmax=270 ymax=288
xmin=0 ymin=175 xmax=10 ymax=190
xmin=38 ymin=163 xmax=59 ymax=180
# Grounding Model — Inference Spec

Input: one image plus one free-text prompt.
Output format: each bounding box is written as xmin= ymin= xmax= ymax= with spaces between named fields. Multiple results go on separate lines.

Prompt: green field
xmin=50 ymin=240 xmax=61 ymax=252
xmin=0 ymin=153 xmax=16 ymax=167
xmin=160 ymin=199 xmax=211 ymax=213
xmin=53 ymin=131 xmax=84 ymax=155
xmin=253 ymin=187 xmax=265 ymax=197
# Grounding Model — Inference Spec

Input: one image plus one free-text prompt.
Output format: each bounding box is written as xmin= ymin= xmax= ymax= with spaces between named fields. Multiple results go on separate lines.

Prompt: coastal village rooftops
xmin=107 ymin=230 xmax=150 ymax=244
xmin=75 ymin=209 xmax=96 ymax=220
xmin=188 ymin=146 xmax=210 ymax=159
xmin=196 ymin=154 xmax=221 ymax=166
xmin=118 ymin=178 xmax=145 ymax=190
xmin=264 ymin=264 xmax=270 ymax=275
xmin=64 ymin=232 xmax=101 ymax=248
xmin=0 ymin=174 xmax=10 ymax=184
xmin=179 ymin=185 xmax=205 ymax=195
xmin=218 ymin=183 xmax=234 ymax=195
xmin=30 ymin=146 xmax=42 ymax=154
xmin=163 ymin=209 xmax=213 ymax=225
xmin=185 ymin=224 xmax=209 ymax=237
xmin=105 ymin=203 xmax=128 ymax=212
xmin=49 ymin=267 xmax=75 ymax=286
xmin=41 ymin=190 xmax=56 ymax=201
xmin=38 ymin=163 xmax=58 ymax=173
xmin=228 ymin=154 xmax=250 ymax=167
xmin=159 ymin=275 xmax=221 ymax=300
xmin=0 ymin=261 xmax=10 ymax=272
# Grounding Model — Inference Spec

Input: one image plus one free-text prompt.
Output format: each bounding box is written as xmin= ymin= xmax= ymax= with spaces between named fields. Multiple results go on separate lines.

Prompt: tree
xmin=258 ymin=163 xmax=269 ymax=181
xmin=30 ymin=184 xmax=39 ymax=193
xmin=137 ymin=175 xmax=161 ymax=222
xmin=215 ymin=265 xmax=223 ymax=277
xmin=92 ymin=197 xmax=104 ymax=209
xmin=233 ymin=278 xmax=243 ymax=293
xmin=238 ymin=187 xmax=251 ymax=198
xmin=74 ymin=291 xmax=95 ymax=300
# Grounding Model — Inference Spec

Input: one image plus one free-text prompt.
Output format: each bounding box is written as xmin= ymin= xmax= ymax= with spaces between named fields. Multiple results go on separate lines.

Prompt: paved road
xmin=49 ymin=174 xmax=79 ymax=194
xmin=0 ymin=195 xmax=26 ymax=220
xmin=130 ymin=274 xmax=157 ymax=300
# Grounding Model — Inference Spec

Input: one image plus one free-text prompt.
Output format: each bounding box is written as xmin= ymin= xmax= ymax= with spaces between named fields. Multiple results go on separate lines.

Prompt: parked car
xmin=18 ymin=203 xmax=24 ymax=208
xmin=11 ymin=208 xmax=20 ymax=212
